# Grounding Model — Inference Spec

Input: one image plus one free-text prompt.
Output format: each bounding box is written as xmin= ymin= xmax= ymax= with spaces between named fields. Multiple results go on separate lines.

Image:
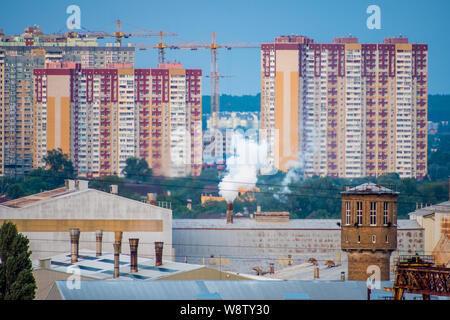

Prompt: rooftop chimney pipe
xmin=155 ymin=242 xmax=164 ymax=266
xmin=226 ymin=202 xmax=233 ymax=224
xmin=69 ymin=228 xmax=80 ymax=263
xmin=314 ymin=266 xmax=319 ymax=279
xmin=95 ymin=230 xmax=103 ymax=257
xmin=110 ymin=184 xmax=118 ymax=195
xmin=114 ymin=231 xmax=123 ymax=254
xmin=129 ymin=238 xmax=139 ymax=272
xmin=113 ymin=242 xmax=120 ymax=278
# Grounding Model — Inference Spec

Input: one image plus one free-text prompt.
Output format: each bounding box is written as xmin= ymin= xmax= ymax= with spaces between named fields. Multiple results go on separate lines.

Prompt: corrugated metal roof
xmin=54 ymin=279 xmax=401 ymax=300
xmin=173 ymin=218 xmax=421 ymax=230
xmin=1 ymin=187 xmax=72 ymax=208
xmin=341 ymin=182 xmax=399 ymax=195
xmin=34 ymin=249 xmax=204 ymax=281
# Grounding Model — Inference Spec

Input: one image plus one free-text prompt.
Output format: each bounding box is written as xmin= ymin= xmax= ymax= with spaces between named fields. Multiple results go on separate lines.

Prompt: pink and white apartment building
xmin=33 ymin=62 xmax=202 ymax=178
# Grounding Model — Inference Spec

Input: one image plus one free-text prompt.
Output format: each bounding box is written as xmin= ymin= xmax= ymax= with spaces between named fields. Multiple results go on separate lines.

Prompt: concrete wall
xmin=0 ymin=189 xmax=173 ymax=261
xmin=174 ymin=227 xmax=344 ymax=274
xmin=173 ymin=220 xmax=423 ymax=275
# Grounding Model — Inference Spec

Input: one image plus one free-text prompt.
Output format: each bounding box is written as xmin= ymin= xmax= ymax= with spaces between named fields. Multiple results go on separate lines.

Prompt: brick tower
xmin=341 ymin=183 xmax=399 ymax=280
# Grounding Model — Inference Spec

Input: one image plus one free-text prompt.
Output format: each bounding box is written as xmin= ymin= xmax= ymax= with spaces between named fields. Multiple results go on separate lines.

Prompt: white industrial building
xmin=0 ymin=179 xmax=173 ymax=261
xmin=172 ymin=217 xmax=424 ymax=275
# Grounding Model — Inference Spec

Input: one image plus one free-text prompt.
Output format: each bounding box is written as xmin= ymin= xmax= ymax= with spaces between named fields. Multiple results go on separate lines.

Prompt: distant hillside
xmin=202 ymin=93 xmax=260 ymax=114
xmin=201 ymin=93 xmax=449 ymax=122
xmin=428 ymin=94 xmax=450 ymax=122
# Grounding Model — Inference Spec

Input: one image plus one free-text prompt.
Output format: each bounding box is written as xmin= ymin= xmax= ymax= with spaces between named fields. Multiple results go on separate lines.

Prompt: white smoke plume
xmin=276 ymin=127 xmax=321 ymax=201
xmin=219 ymin=130 xmax=268 ymax=202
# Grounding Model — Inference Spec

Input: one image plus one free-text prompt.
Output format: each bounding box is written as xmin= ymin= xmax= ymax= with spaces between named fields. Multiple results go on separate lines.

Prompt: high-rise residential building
xmin=0 ymin=26 xmax=135 ymax=176
xmin=261 ymin=35 xmax=428 ymax=179
xmin=33 ymin=62 xmax=202 ymax=178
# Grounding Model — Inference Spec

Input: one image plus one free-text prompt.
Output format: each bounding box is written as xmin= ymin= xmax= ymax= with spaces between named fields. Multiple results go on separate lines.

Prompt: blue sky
xmin=1 ymin=0 xmax=449 ymax=95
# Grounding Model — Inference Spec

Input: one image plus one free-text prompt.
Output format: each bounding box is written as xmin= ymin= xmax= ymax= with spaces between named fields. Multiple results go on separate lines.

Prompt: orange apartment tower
xmin=261 ymin=35 xmax=428 ymax=179
xmin=33 ymin=62 xmax=202 ymax=178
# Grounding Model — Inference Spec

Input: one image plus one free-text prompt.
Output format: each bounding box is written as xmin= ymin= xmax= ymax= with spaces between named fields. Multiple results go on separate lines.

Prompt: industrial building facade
xmin=261 ymin=35 xmax=428 ymax=179
xmin=173 ymin=218 xmax=424 ymax=275
xmin=0 ymin=26 xmax=135 ymax=176
xmin=0 ymin=179 xmax=173 ymax=261
xmin=32 ymin=62 xmax=202 ymax=178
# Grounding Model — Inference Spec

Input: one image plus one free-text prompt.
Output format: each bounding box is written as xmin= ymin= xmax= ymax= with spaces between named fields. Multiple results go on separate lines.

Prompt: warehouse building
xmin=408 ymin=200 xmax=450 ymax=266
xmin=172 ymin=216 xmax=424 ymax=275
xmin=0 ymin=179 xmax=173 ymax=261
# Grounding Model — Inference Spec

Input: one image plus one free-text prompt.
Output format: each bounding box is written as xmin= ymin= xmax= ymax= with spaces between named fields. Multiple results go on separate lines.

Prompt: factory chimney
xmin=226 ymin=202 xmax=234 ymax=224
xmin=69 ymin=228 xmax=80 ymax=263
xmin=114 ymin=231 xmax=123 ymax=254
xmin=110 ymin=184 xmax=118 ymax=195
xmin=155 ymin=242 xmax=164 ymax=266
xmin=95 ymin=230 xmax=103 ymax=257
xmin=113 ymin=242 xmax=120 ymax=278
xmin=129 ymin=238 xmax=139 ymax=273
xmin=314 ymin=266 xmax=320 ymax=279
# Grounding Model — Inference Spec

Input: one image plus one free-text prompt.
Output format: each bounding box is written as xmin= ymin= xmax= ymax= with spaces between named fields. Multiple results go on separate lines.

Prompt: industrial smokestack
xmin=114 ymin=231 xmax=123 ymax=254
xmin=96 ymin=230 xmax=103 ymax=257
xmin=69 ymin=228 xmax=80 ymax=263
xmin=110 ymin=184 xmax=118 ymax=195
xmin=314 ymin=266 xmax=319 ymax=279
xmin=129 ymin=238 xmax=139 ymax=273
xmin=226 ymin=202 xmax=233 ymax=224
xmin=113 ymin=242 xmax=120 ymax=278
xmin=155 ymin=242 xmax=164 ymax=266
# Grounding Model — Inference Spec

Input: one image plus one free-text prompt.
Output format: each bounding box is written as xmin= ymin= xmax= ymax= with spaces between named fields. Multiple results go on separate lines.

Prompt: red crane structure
xmin=387 ymin=254 xmax=450 ymax=300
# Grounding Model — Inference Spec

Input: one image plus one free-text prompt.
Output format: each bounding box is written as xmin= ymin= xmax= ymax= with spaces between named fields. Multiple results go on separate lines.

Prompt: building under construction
xmin=0 ymin=26 xmax=135 ymax=176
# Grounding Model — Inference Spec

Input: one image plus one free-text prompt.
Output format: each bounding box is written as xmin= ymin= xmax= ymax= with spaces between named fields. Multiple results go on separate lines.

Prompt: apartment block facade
xmin=0 ymin=26 xmax=135 ymax=176
xmin=261 ymin=35 xmax=428 ymax=179
xmin=33 ymin=62 xmax=202 ymax=178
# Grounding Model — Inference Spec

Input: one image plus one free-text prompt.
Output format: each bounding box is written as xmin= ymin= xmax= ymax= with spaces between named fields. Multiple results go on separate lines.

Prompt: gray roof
xmin=408 ymin=201 xmax=450 ymax=216
xmin=34 ymin=249 xmax=204 ymax=281
xmin=341 ymin=182 xmax=399 ymax=195
xmin=173 ymin=218 xmax=421 ymax=230
xmin=52 ymin=279 xmax=446 ymax=300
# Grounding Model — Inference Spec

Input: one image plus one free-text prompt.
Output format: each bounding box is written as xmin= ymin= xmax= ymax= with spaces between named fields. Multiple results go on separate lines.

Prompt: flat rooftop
xmin=173 ymin=218 xmax=422 ymax=230
xmin=34 ymin=249 xmax=204 ymax=281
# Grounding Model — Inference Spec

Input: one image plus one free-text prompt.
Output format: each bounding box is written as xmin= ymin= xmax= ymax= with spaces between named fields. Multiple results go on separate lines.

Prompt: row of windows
xmin=345 ymin=201 xmax=390 ymax=225
xmin=345 ymin=234 xmax=389 ymax=244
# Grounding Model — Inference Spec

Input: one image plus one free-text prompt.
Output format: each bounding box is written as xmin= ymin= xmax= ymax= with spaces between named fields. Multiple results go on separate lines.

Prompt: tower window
xmin=357 ymin=235 xmax=360 ymax=243
xmin=383 ymin=202 xmax=389 ymax=225
xmin=372 ymin=235 xmax=376 ymax=243
xmin=370 ymin=202 xmax=377 ymax=226
xmin=356 ymin=201 xmax=363 ymax=225
xmin=345 ymin=201 xmax=351 ymax=225
xmin=385 ymin=235 xmax=389 ymax=243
